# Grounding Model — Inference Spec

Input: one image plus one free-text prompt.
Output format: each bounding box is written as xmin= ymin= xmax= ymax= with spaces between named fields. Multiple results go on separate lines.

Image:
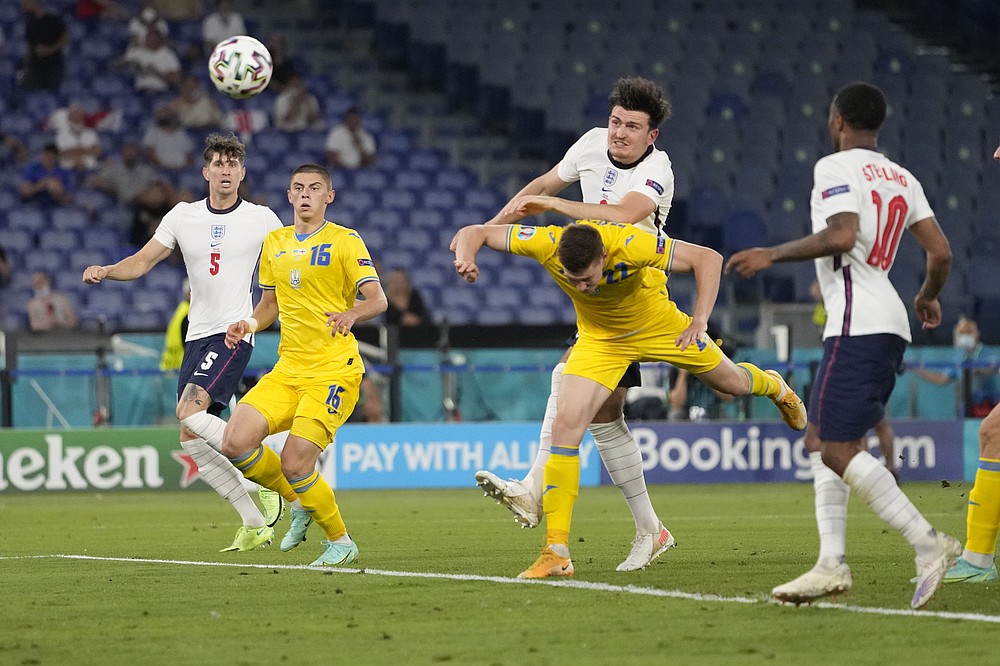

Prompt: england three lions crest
xmin=603 ymin=168 xmax=618 ymax=188
xmin=211 ymin=224 xmax=226 ymax=240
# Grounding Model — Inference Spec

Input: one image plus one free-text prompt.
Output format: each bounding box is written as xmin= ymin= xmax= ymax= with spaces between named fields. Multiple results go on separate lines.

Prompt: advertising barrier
xmin=0 ymin=420 xmax=964 ymax=492
xmin=619 ymin=420 xmax=964 ymax=484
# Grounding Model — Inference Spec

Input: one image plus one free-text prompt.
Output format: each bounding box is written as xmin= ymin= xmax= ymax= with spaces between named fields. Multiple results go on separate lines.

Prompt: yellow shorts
xmin=565 ymin=327 xmax=725 ymax=391
xmin=240 ymin=365 xmax=362 ymax=449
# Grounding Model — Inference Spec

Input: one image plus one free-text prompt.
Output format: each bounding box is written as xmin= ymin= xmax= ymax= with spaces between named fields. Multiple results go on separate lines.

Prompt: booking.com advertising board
xmin=0 ymin=420 xmax=964 ymax=493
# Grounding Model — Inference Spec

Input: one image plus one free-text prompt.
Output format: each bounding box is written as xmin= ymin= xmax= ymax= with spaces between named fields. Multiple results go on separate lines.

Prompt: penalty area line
xmin=6 ymin=554 xmax=1000 ymax=624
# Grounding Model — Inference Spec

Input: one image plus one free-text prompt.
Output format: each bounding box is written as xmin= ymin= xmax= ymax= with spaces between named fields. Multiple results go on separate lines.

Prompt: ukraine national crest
xmin=290 ymin=268 xmax=301 ymax=288
xmin=211 ymin=224 xmax=226 ymax=240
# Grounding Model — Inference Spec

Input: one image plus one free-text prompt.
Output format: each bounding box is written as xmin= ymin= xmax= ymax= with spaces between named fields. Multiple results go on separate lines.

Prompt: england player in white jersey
xmin=468 ymin=77 xmax=678 ymax=572
xmin=83 ymin=133 xmax=284 ymax=552
xmin=726 ymin=82 xmax=960 ymax=609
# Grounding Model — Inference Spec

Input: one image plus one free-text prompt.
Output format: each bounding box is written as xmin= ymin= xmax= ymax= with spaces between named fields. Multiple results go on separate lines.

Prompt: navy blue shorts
xmin=177 ymin=333 xmax=254 ymax=416
xmin=809 ymin=333 xmax=905 ymax=442
xmin=566 ymin=329 xmax=641 ymax=388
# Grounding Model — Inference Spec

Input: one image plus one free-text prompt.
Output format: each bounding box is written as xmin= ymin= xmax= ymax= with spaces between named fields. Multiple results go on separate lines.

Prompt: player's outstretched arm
xmin=670 ymin=241 xmax=723 ymax=349
xmin=725 ymin=212 xmax=858 ymax=278
xmin=225 ymin=289 xmax=278 ymax=349
xmin=452 ymin=224 xmax=509 ymax=283
xmin=909 ymin=216 xmax=952 ymax=330
xmin=486 ymin=165 xmax=569 ymax=225
xmin=326 ymin=279 xmax=387 ymax=336
xmin=82 ymin=237 xmax=172 ymax=284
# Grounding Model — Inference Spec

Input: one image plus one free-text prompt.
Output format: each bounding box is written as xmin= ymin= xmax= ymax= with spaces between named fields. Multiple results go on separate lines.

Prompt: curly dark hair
xmin=608 ymin=77 xmax=672 ymax=129
xmin=202 ymin=132 xmax=246 ymax=165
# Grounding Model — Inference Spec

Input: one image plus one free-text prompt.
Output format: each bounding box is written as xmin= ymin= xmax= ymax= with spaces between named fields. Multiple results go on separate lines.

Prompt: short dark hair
xmin=558 ymin=223 xmax=604 ymax=274
xmin=832 ymin=82 xmax=886 ymax=132
xmin=291 ymin=163 xmax=332 ymax=188
xmin=203 ymin=132 xmax=246 ymax=166
xmin=608 ymin=77 xmax=672 ymax=129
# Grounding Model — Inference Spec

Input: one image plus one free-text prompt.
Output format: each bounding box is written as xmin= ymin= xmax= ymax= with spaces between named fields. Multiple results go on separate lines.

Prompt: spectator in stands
xmin=266 ymin=33 xmax=298 ymax=92
xmin=915 ymin=315 xmax=999 ymax=417
xmin=142 ymin=107 xmax=195 ymax=170
xmin=26 ymin=271 xmax=77 ymax=331
xmin=160 ymin=278 xmax=190 ymax=371
xmin=21 ymin=0 xmax=69 ymax=91
xmin=274 ymin=75 xmax=325 ymax=132
xmin=85 ymin=141 xmax=163 ymax=205
xmin=131 ymin=180 xmax=179 ymax=246
xmin=0 ymin=131 xmax=29 ymax=167
xmin=166 ymin=73 xmax=223 ymax=129
xmin=202 ymin=0 xmax=245 ymax=54
xmin=19 ymin=143 xmax=73 ymax=206
xmin=119 ymin=26 xmax=182 ymax=93
xmin=48 ymin=104 xmax=102 ymax=171
xmin=127 ymin=3 xmax=168 ymax=45
xmin=325 ymin=107 xmax=376 ymax=170
xmin=385 ymin=267 xmax=432 ymax=327
xmin=0 ymin=245 xmax=10 ymax=287
xmin=152 ymin=0 xmax=202 ymax=21
xmin=75 ymin=0 xmax=127 ymax=21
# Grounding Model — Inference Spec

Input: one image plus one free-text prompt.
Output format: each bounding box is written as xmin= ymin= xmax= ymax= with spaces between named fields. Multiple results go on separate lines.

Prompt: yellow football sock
xmin=966 ymin=459 xmax=1000 ymax=556
xmin=290 ymin=471 xmax=347 ymax=541
xmin=736 ymin=362 xmax=781 ymax=398
xmin=542 ymin=444 xmax=581 ymax=547
xmin=229 ymin=444 xmax=297 ymax=503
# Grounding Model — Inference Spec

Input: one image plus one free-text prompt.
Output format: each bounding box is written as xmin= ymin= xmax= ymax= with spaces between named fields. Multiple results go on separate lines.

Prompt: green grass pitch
xmin=1 ymin=481 xmax=997 ymax=665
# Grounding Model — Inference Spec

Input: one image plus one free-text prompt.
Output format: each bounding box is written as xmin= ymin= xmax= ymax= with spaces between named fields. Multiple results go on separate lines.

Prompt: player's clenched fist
xmin=82 ymin=265 xmax=108 ymax=284
xmin=453 ymin=259 xmax=479 ymax=283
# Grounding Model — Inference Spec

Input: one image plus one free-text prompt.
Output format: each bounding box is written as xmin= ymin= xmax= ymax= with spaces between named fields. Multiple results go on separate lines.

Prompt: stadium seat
xmin=723 ymin=209 xmax=768 ymax=254
xmin=37 ymin=229 xmax=79 ymax=252
xmin=50 ymin=208 xmax=90 ymax=232
xmin=0 ymin=228 xmax=34 ymax=253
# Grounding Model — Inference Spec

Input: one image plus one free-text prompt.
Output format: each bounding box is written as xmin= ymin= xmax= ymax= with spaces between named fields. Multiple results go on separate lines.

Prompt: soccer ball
xmin=208 ymin=35 xmax=273 ymax=99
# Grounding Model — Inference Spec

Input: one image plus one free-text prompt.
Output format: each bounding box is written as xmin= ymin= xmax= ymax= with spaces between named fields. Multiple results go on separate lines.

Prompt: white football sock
xmin=180 ymin=411 xmax=227 ymax=451
xmin=181 ymin=437 xmax=265 ymax=528
xmin=523 ymin=362 xmax=563 ymax=497
xmin=963 ymin=548 xmax=995 ymax=569
xmin=811 ymin=451 xmax=849 ymax=564
xmin=843 ymin=451 xmax=937 ymax=557
xmin=590 ymin=415 xmax=660 ymax=534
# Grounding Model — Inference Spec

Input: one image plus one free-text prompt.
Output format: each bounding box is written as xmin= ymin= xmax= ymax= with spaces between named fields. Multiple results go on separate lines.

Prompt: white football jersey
xmin=557 ymin=127 xmax=674 ymax=235
xmin=154 ymin=198 xmax=284 ymax=341
xmin=810 ymin=148 xmax=935 ymax=342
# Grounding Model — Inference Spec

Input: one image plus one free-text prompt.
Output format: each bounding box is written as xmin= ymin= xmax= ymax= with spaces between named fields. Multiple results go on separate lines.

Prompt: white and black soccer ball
xmin=207 ymin=35 xmax=273 ymax=99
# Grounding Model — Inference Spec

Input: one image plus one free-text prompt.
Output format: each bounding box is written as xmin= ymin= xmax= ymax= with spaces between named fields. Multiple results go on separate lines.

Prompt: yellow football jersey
xmin=507 ymin=220 xmax=682 ymax=341
xmin=259 ymin=221 xmax=379 ymax=375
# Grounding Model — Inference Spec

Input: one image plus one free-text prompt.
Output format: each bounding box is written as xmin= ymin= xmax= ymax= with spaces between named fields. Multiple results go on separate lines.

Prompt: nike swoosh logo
xmin=193 ymin=372 xmax=208 ymax=377
xmin=211 ymin=242 xmax=222 ymax=247
xmin=255 ymin=528 xmax=269 ymax=536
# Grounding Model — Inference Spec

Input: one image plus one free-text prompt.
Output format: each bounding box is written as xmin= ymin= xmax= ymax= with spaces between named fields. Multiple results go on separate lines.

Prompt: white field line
xmin=2 ymin=553 xmax=999 ymax=624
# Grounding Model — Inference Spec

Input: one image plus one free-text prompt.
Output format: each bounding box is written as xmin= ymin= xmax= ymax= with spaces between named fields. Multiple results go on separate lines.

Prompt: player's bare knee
xmin=979 ymin=406 xmax=1000 ymax=457
xmin=593 ymin=389 xmax=626 ymax=423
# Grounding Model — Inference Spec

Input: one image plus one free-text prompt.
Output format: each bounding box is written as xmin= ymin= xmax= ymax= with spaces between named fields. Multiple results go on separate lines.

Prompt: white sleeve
xmin=555 ymin=131 xmax=591 ymax=184
xmin=906 ymin=176 xmax=935 ymax=226
xmin=812 ymin=157 xmax=860 ymax=220
xmin=152 ymin=204 xmax=181 ymax=249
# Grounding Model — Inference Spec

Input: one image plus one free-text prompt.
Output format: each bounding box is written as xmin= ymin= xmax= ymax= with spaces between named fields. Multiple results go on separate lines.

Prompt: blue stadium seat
xmin=8 ymin=207 xmax=49 ymax=236
xmin=120 ymin=311 xmax=165 ymax=331
xmin=23 ymin=249 xmax=65 ymax=274
xmin=519 ymin=307 xmax=559 ymax=325
xmin=37 ymin=229 xmax=80 ymax=252
xmin=131 ymin=288 xmax=173 ymax=314
xmin=475 ymin=306 xmax=516 ymax=326
xmin=723 ymin=210 xmax=768 ymax=254
xmin=687 ymin=185 xmax=730 ymax=229
xmin=0 ymin=228 xmax=34 ymax=253
xmin=50 ymin=208 xmax=90 ymax=231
